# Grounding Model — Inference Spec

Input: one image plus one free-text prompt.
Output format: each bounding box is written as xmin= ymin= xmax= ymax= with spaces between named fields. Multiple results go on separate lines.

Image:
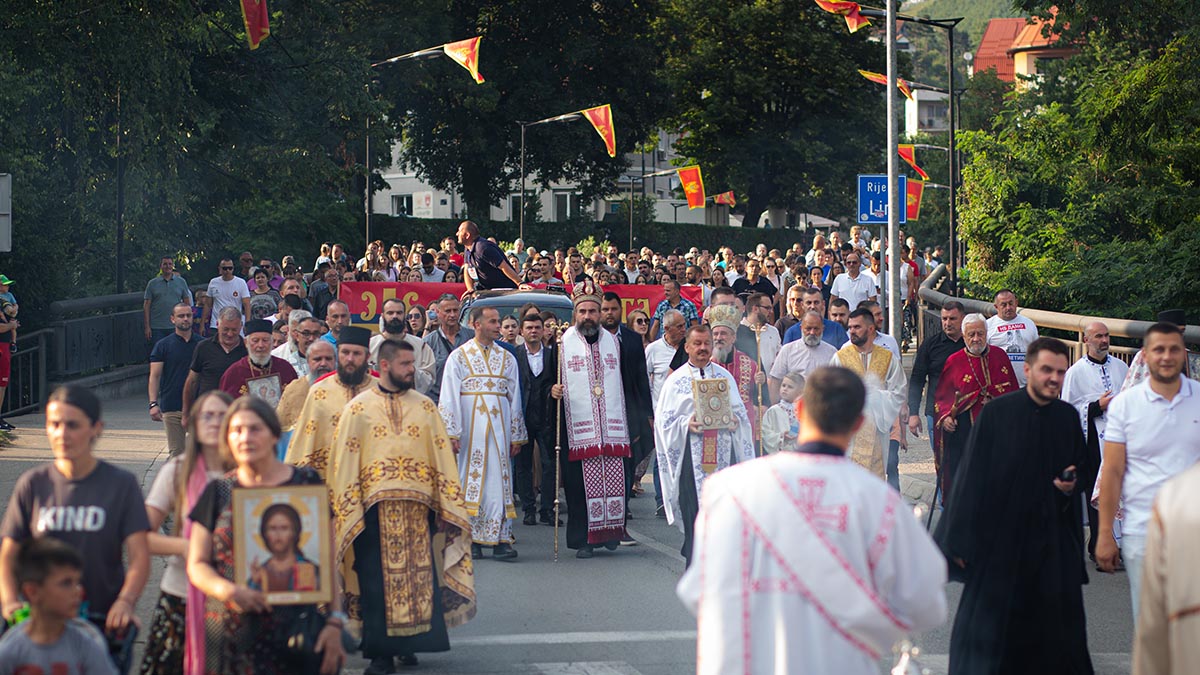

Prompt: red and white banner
xmin=341 ymin=282 xmax=703 ymax=331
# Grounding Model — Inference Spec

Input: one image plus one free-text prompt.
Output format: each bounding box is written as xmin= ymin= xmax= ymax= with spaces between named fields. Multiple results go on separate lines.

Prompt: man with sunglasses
xmin=829 ymin=252 xmax=877 ymax=315
xmin=201 ymin=258 xmax=251 ymax=330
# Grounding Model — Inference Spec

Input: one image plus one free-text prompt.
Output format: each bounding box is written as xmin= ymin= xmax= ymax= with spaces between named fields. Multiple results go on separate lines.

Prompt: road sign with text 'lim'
xmin=857 ymin=174 xmax=906 ymax=225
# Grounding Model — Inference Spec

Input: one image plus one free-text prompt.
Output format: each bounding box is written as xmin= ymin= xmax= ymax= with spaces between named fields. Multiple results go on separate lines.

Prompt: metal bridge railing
xmin=915 ymin=264 xmax=1200 ymax=365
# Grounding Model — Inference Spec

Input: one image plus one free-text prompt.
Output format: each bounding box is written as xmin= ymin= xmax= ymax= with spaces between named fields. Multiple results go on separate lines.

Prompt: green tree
xmin=375 ymin=0 xmax=667 ymax=222
xmin=660 ymin=0 xmax=888 ymax=228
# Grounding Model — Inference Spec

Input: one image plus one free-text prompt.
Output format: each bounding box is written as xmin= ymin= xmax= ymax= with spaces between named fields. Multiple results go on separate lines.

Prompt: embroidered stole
xmin=836 ymin=345 xmax=892 ymax=476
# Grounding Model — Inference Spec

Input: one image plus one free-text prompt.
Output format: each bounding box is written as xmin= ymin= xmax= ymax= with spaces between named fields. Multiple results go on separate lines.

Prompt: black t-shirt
xmin=0 ymin=461 xmax=151 ymax=615
xmin=731 ymin=276 xmax=778 ymax=302
xmin=189 ymin=336 xmax=247 ymax=396
xmin=464 ymin=239 xmax=517 ymax=290
xmin=150 ymin=332 xmax=201 ymax=412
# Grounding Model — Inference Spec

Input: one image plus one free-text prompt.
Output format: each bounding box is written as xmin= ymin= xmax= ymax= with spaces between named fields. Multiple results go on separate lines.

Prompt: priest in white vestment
xmin=1062 ymin=320 xmax=1129 ymax=558
xmin=828 ymin=308 xmax=906 ymax=478
xmin=439 ymin=305 xmax=527 ymax=560
xmin=655 ymin=324 xmax=755 ymax=565
xmin=678 ymin=366 xmax=947 ymax=675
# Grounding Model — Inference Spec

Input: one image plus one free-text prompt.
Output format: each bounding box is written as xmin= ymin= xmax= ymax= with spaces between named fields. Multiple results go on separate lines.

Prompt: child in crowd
xmin=0 ymin=538 xmax=117 ymax=675
xmin=761 ymin=371 xmax=803 ymax=454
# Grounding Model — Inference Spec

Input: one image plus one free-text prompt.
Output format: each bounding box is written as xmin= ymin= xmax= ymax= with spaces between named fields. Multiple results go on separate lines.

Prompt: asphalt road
xmin=0 ymin=384 xmax=1134 ymax=674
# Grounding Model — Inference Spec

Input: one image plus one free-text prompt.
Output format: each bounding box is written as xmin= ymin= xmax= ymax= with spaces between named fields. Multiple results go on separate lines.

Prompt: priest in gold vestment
xmin=284 ymin=327 xmax=377 ymax=478
xmin=329 ymin=337 xmax=476 ymax=674
xmin=829 ymin=308 xmax=906 ymax=477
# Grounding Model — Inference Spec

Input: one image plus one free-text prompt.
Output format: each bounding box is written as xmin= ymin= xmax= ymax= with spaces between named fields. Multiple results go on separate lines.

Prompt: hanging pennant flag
xmin=857 ymin=70 xmax=914 ymax=101
xmin=898 ymin=144 xmax=930 ymax=180
xmin=442 ymin=37 xmax=486 ymax=84
xmin=906 ymin=180 xmax=925 ymax=221
xmin=677 ymin=166 xmax=706 ymax=209
xmin=813 ymin=0 xmax=871 ymax=33
xmin=240 ymin=0 xmax=270 ymax=50
xmin=581 ymin=104 xmax=617 ymax=157
xmin=713 ymin=191 xmax=737 ymax=206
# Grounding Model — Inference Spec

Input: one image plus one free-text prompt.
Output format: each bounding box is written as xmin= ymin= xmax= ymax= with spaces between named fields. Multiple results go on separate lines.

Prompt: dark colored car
xmin=459 ymin=288 xmax=574 ymax=326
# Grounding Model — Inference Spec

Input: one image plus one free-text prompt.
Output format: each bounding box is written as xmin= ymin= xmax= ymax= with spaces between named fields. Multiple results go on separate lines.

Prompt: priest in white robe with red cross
xmin=655 ymin=323 xmax=755 ymax=566
xmin=550 ymin=279 xmax=632 ymax=559
xmin=678 ymin=366 xmax=947 ymax=675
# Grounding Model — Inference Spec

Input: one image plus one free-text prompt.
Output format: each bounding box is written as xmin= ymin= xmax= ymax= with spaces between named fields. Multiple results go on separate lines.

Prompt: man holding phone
xmin=934 ymin=338 xmax=1092 ymax=674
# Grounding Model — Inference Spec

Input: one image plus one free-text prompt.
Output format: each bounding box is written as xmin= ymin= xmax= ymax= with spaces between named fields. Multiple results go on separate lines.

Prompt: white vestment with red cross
xmin=677 ymin=452 xmax=948 ymax=675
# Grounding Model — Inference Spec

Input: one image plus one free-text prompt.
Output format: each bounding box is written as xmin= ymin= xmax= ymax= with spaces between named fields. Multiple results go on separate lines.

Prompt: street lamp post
xmin=366 ymin=47 xmax=446 ymax=246
xmin=861 ymin=9 xmax=964 ymax=296
xmin=516 ymin=112 xmax=583 ymax=241
xmin=620 ymin=168 xmax=676 ymax=250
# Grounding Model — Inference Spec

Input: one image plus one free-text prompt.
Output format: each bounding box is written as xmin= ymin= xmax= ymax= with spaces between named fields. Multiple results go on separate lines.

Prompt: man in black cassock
xmin=935 ymin=337 xmax=1093 ymax=675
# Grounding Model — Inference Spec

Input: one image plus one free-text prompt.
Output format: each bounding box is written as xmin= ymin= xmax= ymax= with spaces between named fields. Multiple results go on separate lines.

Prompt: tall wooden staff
xmin=754 ymin=326 xmax=766 ymax=457
xmin=553 ymin=325 xmax=565 ymax=562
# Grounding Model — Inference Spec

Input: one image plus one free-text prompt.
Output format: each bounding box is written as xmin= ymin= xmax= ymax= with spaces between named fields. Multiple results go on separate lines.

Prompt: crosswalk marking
xmin=534 ymin=662 xmax=643 ymax=675
xmin=453 ymin=629 xmax=695 ymax=647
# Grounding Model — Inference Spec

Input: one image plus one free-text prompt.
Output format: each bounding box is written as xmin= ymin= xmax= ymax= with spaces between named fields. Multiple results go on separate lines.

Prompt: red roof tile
xmin=973 ymin=18 xmax=1025 ymax=83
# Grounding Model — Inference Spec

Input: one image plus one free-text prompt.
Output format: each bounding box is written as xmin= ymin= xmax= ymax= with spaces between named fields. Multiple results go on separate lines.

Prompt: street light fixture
xmin=516 ymin=112 xmax=584 ymax=241
xmin=619 ymin=168 xmax=676 ymax=250
xmin=365 ymin=48 xmax=449 ymax=245
xmin=860 ymin=7 xmax=964 ymax=295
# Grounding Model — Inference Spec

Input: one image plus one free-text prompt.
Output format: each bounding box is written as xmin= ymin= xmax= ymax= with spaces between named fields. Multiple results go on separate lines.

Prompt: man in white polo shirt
xmin=985 ymin=289 xmax=1039 ymax=387
xmin=1095 ymin=321 xmax=1200 ymax=623
xmin=829 ymin=251 xmax=877 ymax=312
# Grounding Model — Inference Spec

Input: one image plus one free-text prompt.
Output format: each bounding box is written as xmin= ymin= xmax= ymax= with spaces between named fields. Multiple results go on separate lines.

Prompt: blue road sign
xmin=857 ymin=174 xmax=907 ymax=225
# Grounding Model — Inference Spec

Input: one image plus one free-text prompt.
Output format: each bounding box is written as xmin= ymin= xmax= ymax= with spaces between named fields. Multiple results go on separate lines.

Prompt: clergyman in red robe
xmin=933 ymin=314 xmax=1019 ymax=504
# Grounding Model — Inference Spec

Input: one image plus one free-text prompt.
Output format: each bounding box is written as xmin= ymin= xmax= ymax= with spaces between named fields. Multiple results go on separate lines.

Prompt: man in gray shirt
xmin=143 ymin=256 xmax=193 ymax=344
xmin=423 ymin=294 xmax=473 ymax=404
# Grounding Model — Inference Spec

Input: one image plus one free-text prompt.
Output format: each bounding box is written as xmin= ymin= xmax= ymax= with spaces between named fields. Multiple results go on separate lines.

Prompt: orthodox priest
xmin=678 ymin=366 xmax=947 ymax=674
xmin=284 ymin=326 xmax=377 ymax=478
xmin=655 ymin=324 xmax=755 ymax=565
xmin=328 ymin=338 xmax=476 ymax=675
xmin=706 ymin=304 xmax=760 ymax=441
xmin=218 ymin=318 xmax=297 ymax=402
xmin=932 ymin=313 xmax=1019 ymax=503
xmin=275 ymin=339 xmax=335 ymax=459
xmin=829 ymin=309 xmax=906 ymax=478
xmin=438 ymin=305 xmax=527 ymax=561
xmin=935 ymin=338 xmax=1092 ymax=674
xmin=550 ymin=280 xmax=632 ymax=558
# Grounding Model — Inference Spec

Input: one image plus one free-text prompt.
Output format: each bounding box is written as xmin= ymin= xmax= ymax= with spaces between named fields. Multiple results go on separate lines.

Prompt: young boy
xmin=761 ymin=371 xmax=803 ymax=454
xmin=0 ymin=538 xmax=116 ymax=675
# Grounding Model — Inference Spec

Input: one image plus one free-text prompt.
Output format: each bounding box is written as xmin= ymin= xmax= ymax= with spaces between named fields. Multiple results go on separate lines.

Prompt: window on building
xmin=392 ymin=194 xmax=413 ymax=217
xmin=553 ymin=192 xmax=581 ymax=222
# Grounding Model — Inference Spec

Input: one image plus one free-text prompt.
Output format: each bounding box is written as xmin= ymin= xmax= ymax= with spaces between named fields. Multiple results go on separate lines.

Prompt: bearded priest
xmin=932 ymin=313 xmax=1019 ymax=503
xmin=550 ymin=279 xmax=632 ymax=559
xmin=705 ymin=304 xmax=761 ymax=441
xmin=655 ymin=324 xmax=755 ymax=566
xmin=829 ymin=308 xmax=906 ymax=478
xmin=284 ymin=326 xmax=378 ymax=478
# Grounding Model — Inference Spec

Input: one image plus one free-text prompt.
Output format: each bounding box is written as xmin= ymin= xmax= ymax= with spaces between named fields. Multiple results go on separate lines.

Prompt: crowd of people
xmin=0 ymin=219 xmax=1195 ymax=675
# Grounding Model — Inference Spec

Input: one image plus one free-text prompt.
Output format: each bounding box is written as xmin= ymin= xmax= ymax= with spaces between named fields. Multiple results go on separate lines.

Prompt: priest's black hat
xmin=1157 ymin=309 xmax=1186 ymax=327
xmin=244 ymin=319 xmax=273 ymax=335
xmin=339 ymin=325 xmax=371 ymax=349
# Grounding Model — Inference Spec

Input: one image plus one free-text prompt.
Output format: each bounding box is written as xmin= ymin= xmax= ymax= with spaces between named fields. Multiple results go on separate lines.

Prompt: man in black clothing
xmin=907 ymin=300 xmax=966 ymax=439
xmin=457 ymin=220 xmax=522 ymax=294
xmin=731 ymin=258 xmax=778 ymax=305
xmin=514 ymin=314 xmax=559 ymax=526
xmin=935 ymin=338 xmax=1091 ymax=674
xmin=599 ymin=292 xmax=653 ymax=541
xmin=181 ymin=306 xmax=247 ymax=423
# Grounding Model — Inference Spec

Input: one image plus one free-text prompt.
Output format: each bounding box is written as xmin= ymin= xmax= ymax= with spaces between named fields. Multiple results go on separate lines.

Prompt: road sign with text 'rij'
xmin=857 ymin=174 xmax=906 ymax=225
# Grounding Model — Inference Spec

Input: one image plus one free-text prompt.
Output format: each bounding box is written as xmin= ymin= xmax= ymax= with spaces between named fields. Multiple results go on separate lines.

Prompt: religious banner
xmin=581 ymin=104 xmax=617 ymax=158
xmin=858 ymin=69 xmax=914 ymax=101
xmin=712 ymin=191 xmax=737 ymax=206
xmin=233 ymin=485 xmax=332 ymax=606
xmin=240 ymin=0 xmax=270 ymax=50
xmin=340 ymin=281 xmax=704 ymax=331
xmin=677 ymin=165 xmax=706 ymax=209
xmin=906 ymin=179 xmax=925 ymax=221
xmin=813 ymin=0 xmax=872 ymax=33
xmin=442 ymin=37 xmax=485 ymax=84
xmin=898 ymin=144 xmax=931 ymax=180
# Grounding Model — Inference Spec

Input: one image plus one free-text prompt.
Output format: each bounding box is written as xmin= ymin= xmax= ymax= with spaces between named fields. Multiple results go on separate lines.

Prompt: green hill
xmin=902 ymin=0 xmax=1027 ymax=50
